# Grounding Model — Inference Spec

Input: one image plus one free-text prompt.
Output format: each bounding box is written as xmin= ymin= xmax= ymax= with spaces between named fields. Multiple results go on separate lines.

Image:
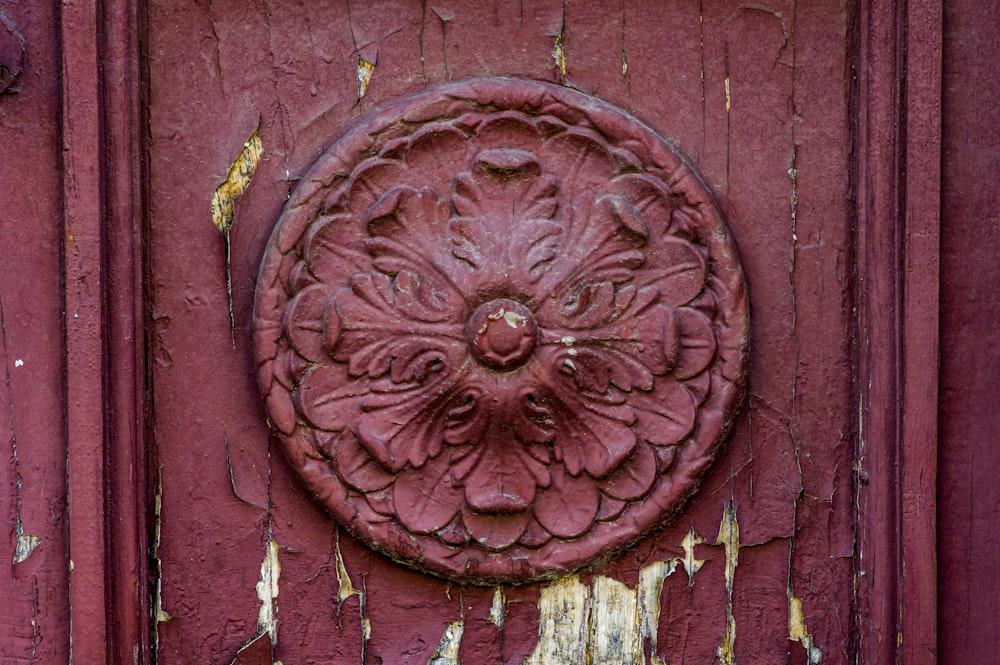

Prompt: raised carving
xmin=254 ymin=79 xmax=748 ymax=583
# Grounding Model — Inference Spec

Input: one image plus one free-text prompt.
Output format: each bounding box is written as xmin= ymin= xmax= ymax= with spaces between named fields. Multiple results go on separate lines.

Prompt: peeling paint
xmin=788 ymin=592 xmax=822 ymax=664
xmin=489 ymin=587 xmax=505 ymax=628
xmin=724 ymin=76 xmax=731 ymax=112
xmin=715 ymin=503 xmax=740 ymax=665
xmin=680 ymin=527 xmax=706 ymax=585
xmin=526 ymin=558 xmax=684 ymax=665
xmin=427 ymin=620 xmax=464 ymax=665
xmin=13 ymin=533 xmax=40 ymax=565
xmin=334 ymin=538 xmax=359 ymax=603
xmin=256 ymin=539 xmax=280 ymax=645
xmin=210 ymin=121 xmax=263 ymax=344
xmin=152 ymin=474 xmax=172 ymax=627
xmin=638 ymin=558 xmax=681 ymax=665
xmin=356 ymin=56 xmax=375 ymax=100
xmin=1 ymin=297 xmax=41 ymax=565
xmin=552 ymin=33 xmax=567 ymax=81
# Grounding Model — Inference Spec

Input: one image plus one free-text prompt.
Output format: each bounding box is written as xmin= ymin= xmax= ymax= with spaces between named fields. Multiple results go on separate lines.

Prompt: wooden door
xmin=6 ymin=0 xmax=979 ymax=663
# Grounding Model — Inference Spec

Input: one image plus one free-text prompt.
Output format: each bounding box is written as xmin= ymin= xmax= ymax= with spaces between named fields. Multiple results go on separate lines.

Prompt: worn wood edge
xmin=854 ymin=0 xmax=941 ymax=663
xmin=62 ymin=0 xmax=150 ymax=662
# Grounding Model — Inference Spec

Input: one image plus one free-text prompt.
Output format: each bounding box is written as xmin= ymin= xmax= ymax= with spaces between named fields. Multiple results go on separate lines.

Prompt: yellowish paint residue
xmin=724 ymin=77 xmax=731 ymax=113
xmin=589 ymin=576 xmax=641 ymax=663
xmin=552 ymin=33 xmax=567 ymax=81
xmin=490 ymin=587 xmax=505 ymax=628
xmin=526 ymin=559 xmax=685 ymax=665
xmin=13 ymin=533 xmax=40 ymax=565
xmin=427 ymin=620 xmax=464 ymax=665
xmin=638 ymin=559 xmax=681 ymax=665
xmin=210 ymin=122 xmax=263 ymax=343
xmin=256 ymin=539 xmax=280 ymax=645
xmin=680 ymin=528 xmax=706 ymax=586
xmin=334 ymin=539 xmax=359 ymax=603
xmin=210 ymin=124 xmax=263 ymax=237
xmin=788 ymin=593 xmax=823 ymax=664
xmin=525 ymin=575 xmax=589 ymax=665
xmin=715 ymin=503 xmax=740 ymax=665
xmin=357 ymin=56 xmax=375 ymax=99
xmin=152 ymin=475 xmax=171 ymax=624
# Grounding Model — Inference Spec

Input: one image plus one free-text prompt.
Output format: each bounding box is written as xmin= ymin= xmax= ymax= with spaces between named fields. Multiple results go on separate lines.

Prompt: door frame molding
xmin=60 ymin=0 xmax=941 ymax=662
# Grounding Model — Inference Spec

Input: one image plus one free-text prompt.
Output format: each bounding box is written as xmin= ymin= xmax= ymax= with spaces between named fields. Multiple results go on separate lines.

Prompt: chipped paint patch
xmin=490 ymin=587 xmax=505 ymax=628
xmin=13 ymin=532 xmax=40 ymax=564
xmin=526 ymin=559 xmax=684 ymax=665
xmin=210 ymin=122 xmax=263 ymax=344
xmin=552 ymin=33 xmax=567 ymax=81
xmin=715 ymin=503 xmax=740 ymax=665
xmin=357 ymin=56 xmax=375 ymax=99
xmin=724 ymin=76 xmax=731 ymax=112
xmin=638 ymin=558 xmax=681 ymax=665
xmin=788 ymin=592 xmax=822 ymax=664
xmin=334 ymin=538 xmax=359 ymax=603
xmin=680 ymin=527 xmax=706 ymax=585
xmin=588 ymin=575 xmax=641 ymax=663
xmin=152 ymin=474 xmax=172 ymax=626
xmin=256 ymin=539 xmax=280 ymax=645
xmin=526 ymin=575 xmax=589 ymax=665
xmin=427 ymin=620 xmax=464 ymax=665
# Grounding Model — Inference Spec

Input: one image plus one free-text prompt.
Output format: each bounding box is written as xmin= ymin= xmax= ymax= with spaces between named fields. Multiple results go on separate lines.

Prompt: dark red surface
xmin=938 ymin=0 xmax=1000 ymax=661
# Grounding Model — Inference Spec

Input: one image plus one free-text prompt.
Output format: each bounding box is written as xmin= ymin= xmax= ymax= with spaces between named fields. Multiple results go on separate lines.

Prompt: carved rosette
xmin=254 ymin=79 xmax=748 ymax=584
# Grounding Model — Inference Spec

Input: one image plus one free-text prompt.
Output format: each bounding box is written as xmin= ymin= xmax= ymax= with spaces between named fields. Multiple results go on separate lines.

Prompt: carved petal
xmin=640 ymin=237 xmax=708 ymax=307
xmin=533 ymin=361 xmax=637 ymax=478
xmin=393 ymin=452 xmax=463 ymax=534
xmin=630 ymin=379 xmax=698 ymax=447
xmin=335 ymin=431 xmax=395 ymax=493
xmin=673 ymin=307 xmax=718 ymax=379
xmin=535 ymin=194 xmax=648 ymax=301
xmin=454 ymin=437 xmax=551 ymax=514
xmin=462 ymin=510 xmax=532 ymax=552
xmin=327 ymin=273 xmax=465 ymax=381
xmin=284 ymin=284 xmax=331 ymax=363
xmin=534 ymin=464 xmax=600 ymax=539
xmin=606 ymin=173 xmax=674 ymax=235
xmin=540 ymin=284 xmax=680 ymax=392
xmin=450 ymin=151 xmax=561 ymax=290
xmin=599 ymin=443 xmax=657 ymax=501
xmin=296 ymin=364 xmax=365 ymax=432
xmin=356 ymin=372 xmax=466 ymax=472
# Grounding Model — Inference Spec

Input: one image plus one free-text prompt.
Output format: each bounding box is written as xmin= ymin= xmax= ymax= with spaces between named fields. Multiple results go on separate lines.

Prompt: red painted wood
xmin=854 ymin=1 xmax=942 ymax=662
xmin=61 ymin=0 xmax=110 ymax=661
xmin=938 ymin=0 xmax=1000 ymax=661
xmin=0 ymin=1 xmax=71 ymax=661
xmin=900 ymin=2 xmax=941 ymax=663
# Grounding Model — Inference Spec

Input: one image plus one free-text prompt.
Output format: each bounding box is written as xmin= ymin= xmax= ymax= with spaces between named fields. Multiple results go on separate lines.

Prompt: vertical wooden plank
xmin=938 ymin=1 xmax=1000 ymax=661
xmin=101 ymin=0 xmax=151 ymax=662
xmin=900 ymin=1 xmax=941 ymax=663
xmin=0 ymin=0 xmax=72 ymax=661
xmin=855 ymin=0 xmax=941 ymax=662
xmin=61 ymin=0 xmax=108 ymax=662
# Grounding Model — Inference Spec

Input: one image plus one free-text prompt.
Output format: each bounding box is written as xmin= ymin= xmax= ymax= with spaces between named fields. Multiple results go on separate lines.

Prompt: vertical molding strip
xmin=855 ymin=0 xmax=941 ymax=663
xmin=61 ymin=0 xmax=148 ymax=662
xmin=61 ymin=0 xmax=109 ymax=661
xmin=900 ymin=1 xmax=941 ymax=662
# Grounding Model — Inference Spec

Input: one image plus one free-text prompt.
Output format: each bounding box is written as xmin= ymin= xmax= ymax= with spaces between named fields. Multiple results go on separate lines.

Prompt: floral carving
xmin=254 ymin=79 xmax=748 ymax=583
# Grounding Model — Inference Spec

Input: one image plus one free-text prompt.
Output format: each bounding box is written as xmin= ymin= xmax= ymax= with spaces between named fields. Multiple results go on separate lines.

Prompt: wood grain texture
xmin=146 ymin=1 xmax=855 ymax=662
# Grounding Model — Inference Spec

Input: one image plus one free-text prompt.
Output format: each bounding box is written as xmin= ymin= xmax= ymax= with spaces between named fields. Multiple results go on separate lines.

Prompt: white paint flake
xmin=490 ymin=587 xmax=505 ymax=628
xmin=256 ymin=539 xmax=280 ymax=645
xmin=427 ymin=620 xmax=464 ymax=665
xmin=680 ymin=527 xmax=706 ymax=585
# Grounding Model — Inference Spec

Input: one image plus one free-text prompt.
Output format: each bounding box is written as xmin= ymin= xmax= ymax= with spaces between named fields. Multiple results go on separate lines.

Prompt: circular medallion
xmin=254 ymin=79 xmax=748 ymax=584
